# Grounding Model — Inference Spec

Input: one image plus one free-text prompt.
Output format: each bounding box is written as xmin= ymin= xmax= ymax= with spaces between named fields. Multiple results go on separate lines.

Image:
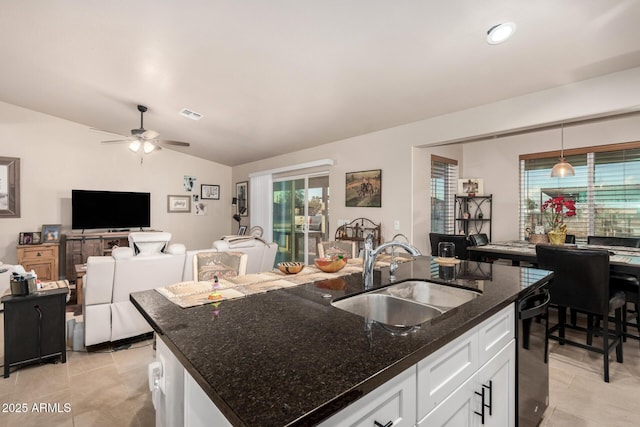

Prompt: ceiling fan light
xmin=551 ymin=158 xmax=575 ymax=177
xmin=128 ymin=140 xmax=141 ymax=152
xmin=143 ymin=141 xmax=156 ymax=154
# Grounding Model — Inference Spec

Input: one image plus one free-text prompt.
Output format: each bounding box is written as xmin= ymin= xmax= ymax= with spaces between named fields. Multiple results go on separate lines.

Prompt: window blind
xmin=520 ymin=143 xmax=640 ymax=241
xmin=431 ymin=156 xmax=458 ymax=234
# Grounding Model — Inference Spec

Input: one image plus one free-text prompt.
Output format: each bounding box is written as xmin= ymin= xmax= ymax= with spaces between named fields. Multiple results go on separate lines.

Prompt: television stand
xmin=63 ymin=231 xmax=131 ymax=281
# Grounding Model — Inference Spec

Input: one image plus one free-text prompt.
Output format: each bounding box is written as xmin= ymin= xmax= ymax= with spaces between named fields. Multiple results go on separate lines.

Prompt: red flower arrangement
xmin=541 ymin=196 xmax=576 ymax=230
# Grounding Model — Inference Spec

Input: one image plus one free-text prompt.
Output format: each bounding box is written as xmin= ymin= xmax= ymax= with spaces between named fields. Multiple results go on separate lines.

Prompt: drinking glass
xmin=438 ymin=242 xmax=456 ymax=259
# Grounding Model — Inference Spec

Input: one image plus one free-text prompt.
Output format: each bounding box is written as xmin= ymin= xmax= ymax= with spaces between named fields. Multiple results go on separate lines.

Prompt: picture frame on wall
xmin=236 ymin=181 xmax=248 ymax=217
xmin=0 ymin=156 xmax=20 ymax=218
xmin=167 ymin=195 xmax=191 ymax=213
xmin=345 ymin=169 xmax=382 ymax=207
xmin=201 ymin=184 xmax=220 ymax=200
xmin=42 ymin=224 xmax=61 ymax=242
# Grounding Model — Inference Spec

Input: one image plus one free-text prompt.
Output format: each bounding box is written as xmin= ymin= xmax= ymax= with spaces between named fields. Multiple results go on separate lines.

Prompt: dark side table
xmin=2 ymin=285 xmax=68 ymax=378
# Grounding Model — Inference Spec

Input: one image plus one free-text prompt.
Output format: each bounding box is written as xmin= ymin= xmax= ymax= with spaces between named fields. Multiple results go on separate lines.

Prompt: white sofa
xmin=83 ymin=234 xmax=278 ymax=346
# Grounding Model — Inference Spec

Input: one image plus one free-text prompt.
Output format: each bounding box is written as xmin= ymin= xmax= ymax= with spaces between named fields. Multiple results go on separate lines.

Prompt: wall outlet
xmin=394 ymin=220 xmax=400 ymax=230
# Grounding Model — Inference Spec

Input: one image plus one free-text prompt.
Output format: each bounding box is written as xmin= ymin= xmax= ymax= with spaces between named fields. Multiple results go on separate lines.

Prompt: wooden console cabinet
xmin=63 ymin=231 xmax=130 ymax=280
xmin=17 ymin=243 xmax=59 ymax=281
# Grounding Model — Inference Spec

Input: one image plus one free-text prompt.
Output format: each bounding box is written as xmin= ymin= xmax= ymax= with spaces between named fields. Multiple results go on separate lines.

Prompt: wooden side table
xmin=17 ymin=243 xmax=59 ymax=281
xmin=2 ymin=283 xmax=68 ymax=378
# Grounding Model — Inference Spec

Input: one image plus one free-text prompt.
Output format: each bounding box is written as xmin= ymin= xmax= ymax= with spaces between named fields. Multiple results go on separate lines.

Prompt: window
xmin=431 ymin=155 xmax=458 ymax=233
xmin=520 ymin=143 xmax=640 ymax=241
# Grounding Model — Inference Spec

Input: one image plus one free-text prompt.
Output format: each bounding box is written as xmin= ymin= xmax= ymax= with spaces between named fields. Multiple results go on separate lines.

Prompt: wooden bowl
xmin=314 ymin=257 xmax=348 ymax=273
xmin=278 ymin=261 xmax=304 ymax=274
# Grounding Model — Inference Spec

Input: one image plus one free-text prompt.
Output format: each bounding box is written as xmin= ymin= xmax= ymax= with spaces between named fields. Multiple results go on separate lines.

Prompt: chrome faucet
xmin=363 ymin=233 xmax=421 ymax=290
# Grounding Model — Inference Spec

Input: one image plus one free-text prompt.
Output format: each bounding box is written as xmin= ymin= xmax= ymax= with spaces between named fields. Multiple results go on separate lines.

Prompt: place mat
xmin=156 ymin=255 xmax=415 ymax=308
xmin=156 ymin=280 xmax=248 ymax=308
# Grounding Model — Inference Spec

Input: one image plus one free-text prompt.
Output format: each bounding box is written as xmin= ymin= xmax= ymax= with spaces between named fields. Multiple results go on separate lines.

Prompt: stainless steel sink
xmin=331 ymin=280 xmax=479 ymax=327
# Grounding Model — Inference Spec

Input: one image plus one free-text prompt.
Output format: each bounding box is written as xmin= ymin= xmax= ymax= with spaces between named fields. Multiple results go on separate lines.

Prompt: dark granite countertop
xmin=131 ymin=256 xmax=552 ymax=426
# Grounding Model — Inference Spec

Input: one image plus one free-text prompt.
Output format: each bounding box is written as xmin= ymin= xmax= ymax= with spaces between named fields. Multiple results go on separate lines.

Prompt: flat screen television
xmin=72 ymin=189 xmax=151 ymax=231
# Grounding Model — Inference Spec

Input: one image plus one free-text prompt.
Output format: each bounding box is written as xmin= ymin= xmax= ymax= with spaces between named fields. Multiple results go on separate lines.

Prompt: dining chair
xmin=469 ymin=233 xmax=489 ymax=247
xmin=193 ymin=251 xmax=248 ymax=281
xmin=429 ymin=233 xmax=470 ymax=260
xmin=588 ymin=235 xmax=640 ymax=342
xmin=317 ymin=240 xmax=357 ymax=259
xmin=587 ymin=235 xmax=640 ymax=247
xmin=536 ymin=245 xmax=625 ymax=382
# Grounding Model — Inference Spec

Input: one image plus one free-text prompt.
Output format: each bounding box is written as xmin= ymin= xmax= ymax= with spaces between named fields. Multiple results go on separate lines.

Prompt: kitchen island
xmin=131 ymin=256 xmax=552 ymax=426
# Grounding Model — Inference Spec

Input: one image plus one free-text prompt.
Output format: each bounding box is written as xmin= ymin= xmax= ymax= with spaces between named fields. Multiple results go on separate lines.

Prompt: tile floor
xmin=0 ymin=308 xmax=638 ymax=426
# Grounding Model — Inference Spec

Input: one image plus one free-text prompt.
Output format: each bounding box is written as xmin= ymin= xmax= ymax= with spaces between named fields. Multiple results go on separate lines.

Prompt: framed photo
xmin=32 ymin=232 xmax=41 ymax=244
xmin=236 ymin=181 xmax=248 ymax=216
xmin=0 ymin=156 xmax=20 ymax=218
xmin=42 ymin=224 xmax=61 ymax=242
xmin=18 ymin=232 xmax=32 ymax=245
xmin=238 ymin=225 xmax=247 ymax=236
xmin=201 ymin=184 xmax=220 ymax=200
xmin=167 ymin=195 xmax=191 ymax=213
xmin=345 ymin=169 xmax=382 ymax=207
xmin=458 ymin=178 xmax=484 ymax=196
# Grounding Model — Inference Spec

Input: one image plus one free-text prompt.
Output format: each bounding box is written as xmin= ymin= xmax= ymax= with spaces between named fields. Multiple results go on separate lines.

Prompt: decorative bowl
xmin=314 ymin=257 xmax=348 ymax=273
xmin=277 ymin=261 xmax=305 ymax=274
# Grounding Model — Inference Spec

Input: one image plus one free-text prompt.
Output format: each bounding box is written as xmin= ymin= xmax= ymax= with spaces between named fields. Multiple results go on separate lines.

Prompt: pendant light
xmin=550 ymin=124 xmax=575 ymax=177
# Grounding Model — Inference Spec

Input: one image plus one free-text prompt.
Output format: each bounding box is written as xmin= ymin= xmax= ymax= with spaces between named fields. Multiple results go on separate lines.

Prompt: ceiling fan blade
xmin=91 ymin=127 xmax=130 ymax=138
xmin=101 ymin=139 xmax=132 ymax=144
xmin=142 ymin=129 xmax=160 ymax=139
xmin=160 ymin=139 xmax=191 ymax=147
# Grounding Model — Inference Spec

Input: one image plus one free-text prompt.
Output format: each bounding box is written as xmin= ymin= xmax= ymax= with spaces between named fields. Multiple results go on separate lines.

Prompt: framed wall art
xmin=236 ymin=181 xmax=248 ymax=216
xmin=345 ymin=169 xmax=382 ymax=207
xmin=167 ymin=195 xmax=191 ymax=213
xmin=201 ymin=184 xmax=220 ymax=200
xmin=0 ymin=156 xmax=20 ymax=218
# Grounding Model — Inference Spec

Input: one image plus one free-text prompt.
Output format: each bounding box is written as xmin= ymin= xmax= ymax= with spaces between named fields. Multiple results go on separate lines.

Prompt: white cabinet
xmin=418 ymin=341 xmax=515 ymax=427
xmin=184 ymin=373 xmax=232 ymax=427
xmin=477 ymin=340 xmax=515 ymax=427
xmin=417 ymin=303 xmax=515 ymax=427
xmin=318 ymin=366 xmax=417 ymax=427
xmin=152 ymin=337 xmax=184 ymax=427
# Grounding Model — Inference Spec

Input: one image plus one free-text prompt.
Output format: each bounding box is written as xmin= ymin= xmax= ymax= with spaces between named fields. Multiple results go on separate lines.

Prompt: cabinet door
xmin=318 ymin=366 xmax=416 ymax=427
xmin=478 ymin=304 xmax=514 ymax=367
xmin=417 ymin=327 xmax=478 ymax=418
xmin=418 ymin=375 xmax=477 ymax=427
xmin=475 ymin=340 xmax=515 ymax=427
xmin=83 ymin=239 xmax=104 ymax=257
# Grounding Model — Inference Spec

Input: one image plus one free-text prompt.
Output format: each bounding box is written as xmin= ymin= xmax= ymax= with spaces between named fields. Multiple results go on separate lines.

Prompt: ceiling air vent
xmin=179 ymin=108 xmax=203 ymax=120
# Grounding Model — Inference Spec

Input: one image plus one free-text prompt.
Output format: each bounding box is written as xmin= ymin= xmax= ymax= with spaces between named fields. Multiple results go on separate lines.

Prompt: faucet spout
xmin=362 ymin=234 xmax=421 ymax=290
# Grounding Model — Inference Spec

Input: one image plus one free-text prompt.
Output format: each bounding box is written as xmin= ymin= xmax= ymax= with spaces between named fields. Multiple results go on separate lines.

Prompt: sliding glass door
xmin=273 ymin=173 xmax=329 ymax=264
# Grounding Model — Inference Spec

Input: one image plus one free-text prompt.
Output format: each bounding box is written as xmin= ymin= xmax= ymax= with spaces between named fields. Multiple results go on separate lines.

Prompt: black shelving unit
xmin=455 ymin=194 xmax=492 ymax=240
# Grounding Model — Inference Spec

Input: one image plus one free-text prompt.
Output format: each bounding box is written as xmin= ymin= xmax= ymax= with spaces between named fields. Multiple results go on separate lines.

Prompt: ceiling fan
xmin=100 ymin=104 xmax=190 ymax=154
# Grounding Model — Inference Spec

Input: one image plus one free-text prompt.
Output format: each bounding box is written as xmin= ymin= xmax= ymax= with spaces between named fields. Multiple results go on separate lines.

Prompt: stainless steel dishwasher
xmin=517 ymin=287 xmax=551 ymax=427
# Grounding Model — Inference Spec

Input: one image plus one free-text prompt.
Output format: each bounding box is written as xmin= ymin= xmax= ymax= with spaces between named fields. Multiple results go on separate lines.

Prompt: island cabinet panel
xmin=417 ymin=304 xmax=515 ymax=426
xmin=184 ymin=373 xmax=232 ymax=427
xmin=318 ymin=366 xmax=417 ymax=427
xmin=417 ymin=326 xmax=479 ymax=416
xmin=417 ymin=341 xmax=515 ymax=427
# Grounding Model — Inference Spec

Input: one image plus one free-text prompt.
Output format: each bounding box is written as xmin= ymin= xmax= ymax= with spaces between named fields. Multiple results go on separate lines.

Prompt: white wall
xmin=232 ymin=67 xmax=640 ymax=254
xmin=0 ymin=101 xmax=233 ymax=267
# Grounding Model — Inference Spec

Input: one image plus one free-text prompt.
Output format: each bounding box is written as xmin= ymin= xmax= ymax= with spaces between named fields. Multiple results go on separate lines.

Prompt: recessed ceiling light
xmin=487 ymin=22 xmax=516 ymax=45
xmin=179 ymin=108 xmax=203 ymax=120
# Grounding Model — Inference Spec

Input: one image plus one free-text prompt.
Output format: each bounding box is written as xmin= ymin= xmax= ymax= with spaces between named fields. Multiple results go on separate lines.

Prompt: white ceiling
xmin=2 ymin=1 xmax=640 ymax=166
